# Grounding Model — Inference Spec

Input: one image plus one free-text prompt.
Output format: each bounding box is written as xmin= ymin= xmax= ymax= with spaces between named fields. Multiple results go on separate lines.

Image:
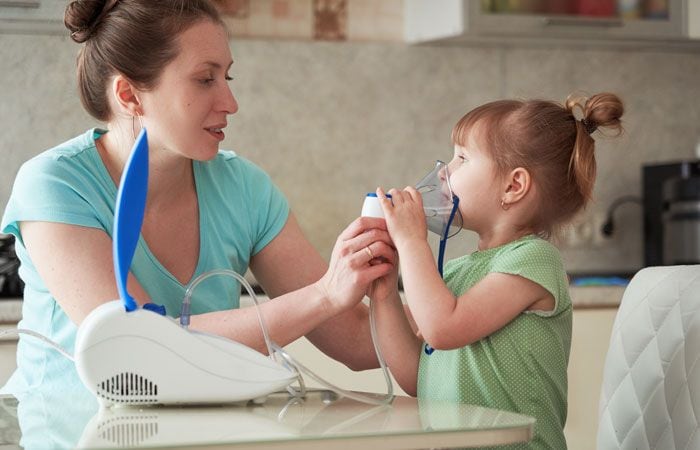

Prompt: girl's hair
xmin=64 ymin=0 xmax=223 ymax=121
xmin=451 ymin=92 xmax=624 ymax=237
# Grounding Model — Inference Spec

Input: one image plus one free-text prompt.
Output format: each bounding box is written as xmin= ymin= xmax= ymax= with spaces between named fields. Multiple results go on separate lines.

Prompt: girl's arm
xmin=366 ymin=249 xmax=421 ymax=395
xmin=399 ymin=244 xmax=552 ymax=349
xmin=378 ymin=187 xmax=553 ymax=351
xmin=370 ymin=288 xmax=421 ymax=396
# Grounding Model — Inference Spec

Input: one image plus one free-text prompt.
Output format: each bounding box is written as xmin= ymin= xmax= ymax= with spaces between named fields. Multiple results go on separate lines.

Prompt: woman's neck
xmin=97 ymin=127 xmax=195 ymax=206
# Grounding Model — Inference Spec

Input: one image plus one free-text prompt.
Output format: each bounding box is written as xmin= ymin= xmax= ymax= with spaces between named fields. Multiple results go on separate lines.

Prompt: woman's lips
xmin=205 ymin=127 xmax=225 ymax=141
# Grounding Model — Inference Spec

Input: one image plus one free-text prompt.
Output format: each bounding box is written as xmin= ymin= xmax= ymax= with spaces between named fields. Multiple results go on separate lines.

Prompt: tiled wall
xmin=213 ymin=0 xmax=403 ymax=42
xmin=1 ymin=25 xmax=699 ymax=274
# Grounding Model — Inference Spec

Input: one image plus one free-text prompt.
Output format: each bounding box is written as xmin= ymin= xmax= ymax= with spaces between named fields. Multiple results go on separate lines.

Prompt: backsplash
xmin=212 ymin=0 xmax=403 ymax=42
xmin=1 ymin=33 xmax=699 ymax=274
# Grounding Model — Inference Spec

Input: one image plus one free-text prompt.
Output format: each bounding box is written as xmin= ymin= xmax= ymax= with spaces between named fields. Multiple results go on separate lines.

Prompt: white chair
xmin=597 ymin=265 xmax=700 ymax=450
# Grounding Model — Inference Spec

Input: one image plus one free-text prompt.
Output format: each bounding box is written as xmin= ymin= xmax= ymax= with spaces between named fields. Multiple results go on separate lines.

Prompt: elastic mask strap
xmin=437 ymin=195 xmax=460 ymax=278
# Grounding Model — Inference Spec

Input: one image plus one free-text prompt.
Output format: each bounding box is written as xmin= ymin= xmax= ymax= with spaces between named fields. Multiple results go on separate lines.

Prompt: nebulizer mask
xmin=415 ymin=160 xmax=463 ymax=277
xmin=361 ymin=160 xmax=462 ymax=277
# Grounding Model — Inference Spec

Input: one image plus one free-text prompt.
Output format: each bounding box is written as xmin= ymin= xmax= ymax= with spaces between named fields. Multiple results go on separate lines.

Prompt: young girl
xmin=370 ymin=92 xmax=624 ymax=449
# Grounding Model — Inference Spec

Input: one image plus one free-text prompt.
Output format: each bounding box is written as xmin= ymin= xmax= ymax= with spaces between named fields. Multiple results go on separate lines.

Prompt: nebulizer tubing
xmin=0 ymin=328 xmax=74 ymax=361
xmin=180 ymin=269 xmax=394 ymax=406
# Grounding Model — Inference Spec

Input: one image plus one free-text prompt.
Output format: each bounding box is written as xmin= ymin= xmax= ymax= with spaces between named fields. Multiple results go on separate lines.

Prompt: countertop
xmin=0 ymin=389 xmax=535 ymax=449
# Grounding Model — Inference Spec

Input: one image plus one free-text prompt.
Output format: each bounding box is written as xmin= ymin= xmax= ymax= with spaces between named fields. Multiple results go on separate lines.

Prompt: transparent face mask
xmin=415 ymin=160 xmax=463 ymax=240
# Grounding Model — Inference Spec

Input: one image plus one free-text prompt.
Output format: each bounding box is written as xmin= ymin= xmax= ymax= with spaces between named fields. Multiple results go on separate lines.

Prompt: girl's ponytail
xmin=566 ymin=92 xmax=624 ymax=208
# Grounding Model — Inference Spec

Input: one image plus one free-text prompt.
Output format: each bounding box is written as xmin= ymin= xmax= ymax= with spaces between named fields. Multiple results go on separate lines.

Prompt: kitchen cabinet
xmin=405 ymin=0 xmax=700 ymax=48
xmin=565 ymin=308 xmax=618 ymax=450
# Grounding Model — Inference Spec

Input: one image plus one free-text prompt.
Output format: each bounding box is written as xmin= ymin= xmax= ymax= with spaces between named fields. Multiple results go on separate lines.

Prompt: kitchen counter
xmin=0 ymin=389 xmax=534 ymax=449
xmin=568 ymin=286 xmax=625 ymax=309
xmin=0 ymin=284 xmax=625 ymax=330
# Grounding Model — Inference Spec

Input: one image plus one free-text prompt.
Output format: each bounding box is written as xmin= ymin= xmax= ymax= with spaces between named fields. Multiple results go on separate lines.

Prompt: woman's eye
xmin=458 ymin=155 xmax=468 ymax=163
xmin=200 ymin=78 xmax=215 ymax=85
xmin=225 ymin=75 xmax=234 ymax=81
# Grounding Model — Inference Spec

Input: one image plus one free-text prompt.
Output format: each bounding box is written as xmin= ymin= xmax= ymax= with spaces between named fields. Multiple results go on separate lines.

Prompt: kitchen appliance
xmin=642 ymin=160 xmax=700 ymax=266
xmin=0 ymin=233 xmax=23 ymax=297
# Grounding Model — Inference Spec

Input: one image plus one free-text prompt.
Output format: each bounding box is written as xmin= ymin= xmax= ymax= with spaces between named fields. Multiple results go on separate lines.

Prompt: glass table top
xmin=0 ymin=388 xmax=534 ymax=449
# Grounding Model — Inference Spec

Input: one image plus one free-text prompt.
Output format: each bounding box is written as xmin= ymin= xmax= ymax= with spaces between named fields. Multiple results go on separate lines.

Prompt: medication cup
xmin=361 ymin=193 xmax=392 ymax=218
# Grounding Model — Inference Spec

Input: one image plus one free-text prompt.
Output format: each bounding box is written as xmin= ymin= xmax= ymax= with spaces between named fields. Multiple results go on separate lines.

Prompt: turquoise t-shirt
xmin=0 ymin=128 xmax=289 ymax=395
xmin=417 ymin=235 xmax=572 ymax=450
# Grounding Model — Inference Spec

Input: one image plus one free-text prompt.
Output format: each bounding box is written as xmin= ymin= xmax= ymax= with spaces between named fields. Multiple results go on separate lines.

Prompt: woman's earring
xmin=131 ymin=113 xmax=144 ymax=140
xmin=500 ymin=199 xmax=510 ymax=211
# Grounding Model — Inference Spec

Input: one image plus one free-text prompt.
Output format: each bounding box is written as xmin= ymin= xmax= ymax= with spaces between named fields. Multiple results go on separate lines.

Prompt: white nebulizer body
xmin=74 ymin=300 xmax=297 ymax=407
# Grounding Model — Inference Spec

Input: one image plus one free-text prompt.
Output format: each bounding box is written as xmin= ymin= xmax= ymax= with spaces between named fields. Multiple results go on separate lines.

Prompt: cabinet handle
xmin=542 ymin=17 xmax=624 ymax=27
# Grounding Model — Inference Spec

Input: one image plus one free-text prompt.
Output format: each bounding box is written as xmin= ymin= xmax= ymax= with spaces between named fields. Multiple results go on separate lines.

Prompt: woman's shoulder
xmin=20 ymin=129 xmax=102 ymax=174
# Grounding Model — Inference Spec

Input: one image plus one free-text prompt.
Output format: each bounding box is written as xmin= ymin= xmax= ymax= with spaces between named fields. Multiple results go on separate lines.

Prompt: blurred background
xmin=2 ymin=0 xmax=699 ymax=277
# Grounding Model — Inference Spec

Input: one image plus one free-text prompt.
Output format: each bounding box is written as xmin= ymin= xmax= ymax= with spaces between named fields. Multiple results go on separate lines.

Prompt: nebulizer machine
xmin=4 ymin=129 xmax=394 ymax=408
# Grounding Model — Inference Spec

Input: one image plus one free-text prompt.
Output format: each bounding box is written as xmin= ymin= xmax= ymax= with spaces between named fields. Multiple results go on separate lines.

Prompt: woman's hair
xmin=64 ymin=0 xmax=223 ymax=121
xmin=451 ymin=92 xmax=624 ymax=237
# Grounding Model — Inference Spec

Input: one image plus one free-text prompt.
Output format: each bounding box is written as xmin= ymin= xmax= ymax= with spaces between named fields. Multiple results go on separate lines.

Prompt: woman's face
xmin=139 ymin=20 xmax=238 ymax=161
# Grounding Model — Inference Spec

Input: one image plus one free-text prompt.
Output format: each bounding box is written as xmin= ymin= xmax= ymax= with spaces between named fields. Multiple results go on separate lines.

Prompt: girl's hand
xmin=376 ymin=186 xmax=428 ymax=249
xmin=316 ymin=217 xmax=396 ymax=314
xmin=367 ymin=248 xmax=400 ymax=303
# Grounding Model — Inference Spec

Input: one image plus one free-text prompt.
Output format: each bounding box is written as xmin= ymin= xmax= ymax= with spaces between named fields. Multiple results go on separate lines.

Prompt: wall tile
xmin=313 ymin=0 xmax=347 ymax=41
xmin=222 ymin=0 xmax=314 ymax=40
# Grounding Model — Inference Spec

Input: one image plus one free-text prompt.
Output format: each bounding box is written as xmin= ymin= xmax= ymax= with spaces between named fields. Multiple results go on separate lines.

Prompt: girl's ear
xmin=110 ymin=75 xmax=143 ymax=116
xmin=502 ymin=167 xmax=531 ymax=205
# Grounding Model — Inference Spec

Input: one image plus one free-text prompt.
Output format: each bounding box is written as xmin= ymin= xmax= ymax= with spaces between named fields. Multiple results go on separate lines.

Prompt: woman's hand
xmin=377 ymin=187 xmax=428 ymax=250
xmin=315 ymin=217 xmax=396 ymax=315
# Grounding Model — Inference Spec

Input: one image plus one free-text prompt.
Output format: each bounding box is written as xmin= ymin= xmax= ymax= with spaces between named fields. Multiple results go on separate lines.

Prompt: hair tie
xmin=581 ymin=118 xmax=597 ymax=135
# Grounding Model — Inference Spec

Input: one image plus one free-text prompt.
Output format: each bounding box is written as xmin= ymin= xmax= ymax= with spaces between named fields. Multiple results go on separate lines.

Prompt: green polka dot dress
xmin=417 ymin=235 xmax=572 ymax=450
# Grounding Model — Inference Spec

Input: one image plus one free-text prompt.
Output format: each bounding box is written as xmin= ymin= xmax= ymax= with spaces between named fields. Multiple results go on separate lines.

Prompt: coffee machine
xmin=643 ymin=160 xmax=700 ymax=266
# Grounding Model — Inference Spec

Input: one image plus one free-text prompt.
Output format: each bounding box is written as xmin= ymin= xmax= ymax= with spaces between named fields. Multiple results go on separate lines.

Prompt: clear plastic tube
xmin=0 ymin=328 xmax=74 ymax=361
xmin=180 ymin=269 xmax=394 ymax=406
xmin=181 ymin=269 xmax=275 ymax=356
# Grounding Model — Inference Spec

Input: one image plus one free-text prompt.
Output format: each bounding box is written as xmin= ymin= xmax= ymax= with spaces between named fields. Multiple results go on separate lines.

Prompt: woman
xmin=0 ymin=0 xmax=394 ymax=394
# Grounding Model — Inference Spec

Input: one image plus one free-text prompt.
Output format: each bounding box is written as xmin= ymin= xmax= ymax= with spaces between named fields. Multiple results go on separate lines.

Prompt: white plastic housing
xmin=74 ymin=301 xmax=296 ymax=407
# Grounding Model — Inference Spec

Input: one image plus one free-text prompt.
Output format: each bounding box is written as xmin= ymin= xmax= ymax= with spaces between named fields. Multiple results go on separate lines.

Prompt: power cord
xmin=601 ymin=195 xmax=642 ymax=237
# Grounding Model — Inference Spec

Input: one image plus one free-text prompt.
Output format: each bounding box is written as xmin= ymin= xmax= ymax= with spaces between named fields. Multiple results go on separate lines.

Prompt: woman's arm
xmin=21 ymin=214 xmax=396 ymax=367
xmin=21 ymin=221 xmax=150 ymax=323
xmin=246 ymin=213 xmax=397 ymax=370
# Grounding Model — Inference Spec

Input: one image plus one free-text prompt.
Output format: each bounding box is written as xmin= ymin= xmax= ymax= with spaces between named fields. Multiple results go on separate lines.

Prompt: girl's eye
xmin=225 ymin=75 xmax=234 ymax=81
xmin=458 ymin=155 xmax=468 ymax=163
xmin=200 ymin=78 xmax=215 ymax=85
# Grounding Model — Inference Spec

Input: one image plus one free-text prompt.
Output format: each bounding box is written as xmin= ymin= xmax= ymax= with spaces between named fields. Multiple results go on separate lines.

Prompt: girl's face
xmin=138 ymin=20 xmax=238 ymax=161
xmin=445 ymin=130 xmax=502 ymax=232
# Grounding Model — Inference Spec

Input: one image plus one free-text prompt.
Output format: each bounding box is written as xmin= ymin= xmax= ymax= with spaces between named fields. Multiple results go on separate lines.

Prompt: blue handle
xmin=113 ymin=128 xmax=149 ymax=312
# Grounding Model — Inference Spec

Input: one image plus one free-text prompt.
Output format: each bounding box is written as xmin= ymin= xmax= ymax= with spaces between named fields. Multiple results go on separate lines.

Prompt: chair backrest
xmin=597 ymin=265 xmax=700 ymax=450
